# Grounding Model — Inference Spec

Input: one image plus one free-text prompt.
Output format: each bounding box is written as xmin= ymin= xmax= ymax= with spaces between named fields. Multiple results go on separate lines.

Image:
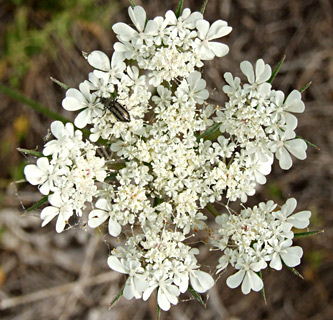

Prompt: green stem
xmin=300 ymin=81 xmax=312 ymax=93
xmin=175 ymin=0 xmax=184 ymax=18
xmin=0 ymin=83 xmax=70 ymax=123
xmin=109 ymin=288 xmax=124 ymax=309
xmin=197 ymin=122 xmax=221 ymax=142
xmin=156 ymin=304 xmax=161 ymax=320
xmin=24 ymin=195 xmax=49 ymax=213
xmin=107 ymin=162 xmax=126 ymax=170
xmin=205 ymin=203 xmax=219 ymax=217
xmin=17 ymin=148 xmax=44 ymax=157
xmin=200 ymin=0 xmax=209 ymax=14
xmin=294 ymin=230 xmax=324 ymax=238
xmin=296 ymin=135 xmax=320 ymax=150
xmin=50 ymin=77 xmax=70 ymax=90
xmin=257 ymin=271 xmax=267 ymax=304
xmin=153 ymin=197 xmax=164 ymax=207
xmin=268 ymin=55 xmax=286 ymax=84
xmin=188 ymin=285 xmax=205 ymax=306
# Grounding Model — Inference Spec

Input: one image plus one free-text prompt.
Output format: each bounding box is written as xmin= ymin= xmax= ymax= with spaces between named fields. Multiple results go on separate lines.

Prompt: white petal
xmin=190 ymin=270 xmax=214 ymax=293
xmin=207 ymin=20 xmax=231 ymax=40
xmin=209 ymin=42 xmax=229 ymax=58
xmin=184 ymin=11 xmax=203 ymax=29
xmin=255 ymin=59 xmax=271 ymax=83
xmin=74 ymin=109 xmax=90 ymax=129
xmin=163 ymin=285 xmax=179 ymax=305
xmin=108 ymin=219 xmax=122 ymax=237
xmin=285 ymin=139 xmax=307 ymax=160
xmin=290 ymin=210 xmax=311 ymax=229
xmin=107 ymin=256 xmax=128 ymax=274
xmin=196 ymin=20 xmax=209 ymax=39
xmin=224 ymin=72 xmax=234 ymax=87
xmin=241 ymin=271 xmax=263 ymax=294
xmin=40 ymin=206 xmax=59 ymax=227
xmin=143 ymin=285 xmax=157 ymax=301
xmin=269 ymin=252 xmax=282 ymax=271
xmin=178 ymin=274 xmax=189 ymax=293
xmin=144 ymin=20 xmax=159 ymax=35
xmin=50 ymin=121 xmax=64 ymax=139
xmin=157 ymin=289 xmax=171 ymax=311
xmin=281 ymin=246 xmax=303 ymax=267
xmin=123 ymin=278 xmax=135 ymax=300
xmin=24 ymin=165 xmax=45 ymax=185
xmin=62 ymin=96 xmax=84 ymax=111
xmin=198 ymin=45 xmax=214 ymax=60
xmin=277 ymin=146 xmax=292 ymax=170
xmin=240 ymin=61 xmax=254 ymax=84
xmin=133 ymin=275 xmax=149 ymax=295
xmin=226 ymin=269 xmax=245 ymax=289
xmin=284 ymin=113 xmax=298 ymax=130
xmin=39 ymin=181 xmax=51 ymax=195
xmin=112 ymin=23 xmax=137 ymax=41
xmin=87 ymin=50 xmax=110 ymax=71
xmin=78 ymin=82 xmax=91 ymax=101
xmin=258 ymin=82 xmax=272 ymax=96
xmin=129 ymin=5 xmax=146 ymax=32
xmin=48 ymin=193 xmax=63 ymax=207
xmin=88 ymin=209 xmax=108 ymax=228
xmin=55 ymin=212 xmax=68 ymax=233
xmin=285 ymin=90 xmax=305 ymax=113
xmin=96 ymin=198 xmax=110 ymax=211
xmin=284 ymin=198 xmax=297 ymax=216
xmin=165 ymin=10 xmax=177 ymax=24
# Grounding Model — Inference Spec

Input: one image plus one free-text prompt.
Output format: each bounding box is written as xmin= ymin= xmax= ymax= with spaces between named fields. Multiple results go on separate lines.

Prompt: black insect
xmin=100 ymin=97 xmax=130 ymax=122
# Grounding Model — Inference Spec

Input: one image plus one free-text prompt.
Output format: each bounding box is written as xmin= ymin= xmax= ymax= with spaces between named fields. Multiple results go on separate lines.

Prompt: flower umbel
xmin=22 ymin=3 xmax=313 ymax=312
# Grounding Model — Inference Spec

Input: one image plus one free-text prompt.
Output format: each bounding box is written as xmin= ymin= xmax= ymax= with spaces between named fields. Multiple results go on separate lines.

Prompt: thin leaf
xmin=17 ymin=148 xmax=43 ymax=157
xmin=200 ymin=0 xmax=209 ymax=14
xmin=175 ymin=0 xmax=184 ymax=18
xmin=129 ymin=0 xmax=136 ymax=7
xmin=107 ymin=162 xmax=127 ymax=170
xmin=294 ymin=230 xmax=324 ymax=238
xmin=0 ymin=83 xmax=70 ymax=123
xmin=153 ymin=197 xmax=164 ymax=207
xmin=50 ymin=77 xmax=70 ymax=90
xmin=104 ymin=172 xmax=118 ymax=181
xmin=283 ymin=262 xmax=304 ymax=280
xmin=15 ymin=179 xmax=27 ymax=184
xmin=156 ymin=303 xmax=161 ymax=320
xmin=82 ymin=51 xmax=89 ymax=59
xmin=296 ymin=135 xmax=320 ymax=150
xmin=205 ymin=203 xmax=219 ymax=217
xmin=108 ymin=288 xmax=123 ymax=309
xmin=24 ymin=195 xmax=48 ymax=213
xmin=268 ymin=55 xmax=286 ymax=84
xmin=188 ymin=285 xmax=205 ymax=306
xmin=197 ymin=122 xmax=221 ymax=141
xmin=300 ymin=81 xmax=312 ymax=93
xmin=257 ymin=271 xmax=267 ymax=305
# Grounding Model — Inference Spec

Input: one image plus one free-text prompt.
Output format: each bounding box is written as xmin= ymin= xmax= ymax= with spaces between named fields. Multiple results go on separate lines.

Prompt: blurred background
xmin=0 ymin=0 xmax=332 ymax=319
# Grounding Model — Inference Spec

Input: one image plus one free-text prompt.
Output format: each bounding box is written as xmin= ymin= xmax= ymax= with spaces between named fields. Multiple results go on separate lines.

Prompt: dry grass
xmin=0 ymin=0 xmax=332 ymax=319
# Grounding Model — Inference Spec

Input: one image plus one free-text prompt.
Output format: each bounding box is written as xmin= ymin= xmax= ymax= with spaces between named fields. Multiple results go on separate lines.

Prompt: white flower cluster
xmin=213 ymin=199 xmax=311 ymax=294
xmin=216 ymin=59 xmax=307 ymax=170
xmin=24 ymin=121 xmax=107 ymax=232
xmin=23 ymin=4 xmax=312 ymax=312
xmin=108 ymin=228 xmax=214 ymax=311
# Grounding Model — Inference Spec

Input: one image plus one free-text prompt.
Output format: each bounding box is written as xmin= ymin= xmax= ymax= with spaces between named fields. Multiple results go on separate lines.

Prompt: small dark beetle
xmin=100 ymin=97 xmax=131 ymax=122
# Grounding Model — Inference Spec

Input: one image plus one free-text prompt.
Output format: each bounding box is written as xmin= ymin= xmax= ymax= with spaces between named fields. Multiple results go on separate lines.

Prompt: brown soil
xmin=0 ymin=1 xmax=332 ymax=319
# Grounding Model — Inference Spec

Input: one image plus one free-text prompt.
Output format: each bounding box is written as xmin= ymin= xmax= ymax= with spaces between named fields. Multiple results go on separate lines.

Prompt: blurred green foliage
xmin=0 ymin=0 xmax=120 ymax=184
xmin=266 ymin=182 xmax=283 ymax=200
xmin=1 ymin=0 xmax=118 ymax=86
